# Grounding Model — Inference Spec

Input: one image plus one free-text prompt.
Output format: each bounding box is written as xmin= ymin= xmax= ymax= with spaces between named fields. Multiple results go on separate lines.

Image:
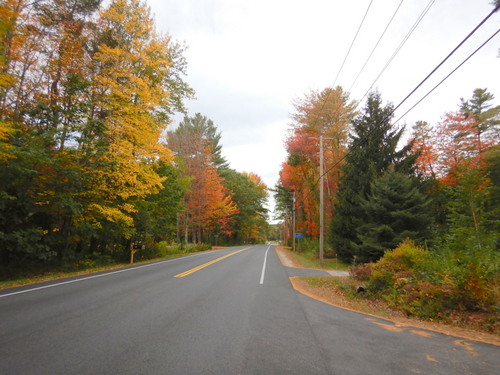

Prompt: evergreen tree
xmin=355 ymin=169 xmax=431 ymax=262
xmin=331 ymin=92 xmax=416 ymax=263
xmin=460 ymin=88 xmax=500 ymax=147
xmin=172 ymin=113 xmax=229 ymax=170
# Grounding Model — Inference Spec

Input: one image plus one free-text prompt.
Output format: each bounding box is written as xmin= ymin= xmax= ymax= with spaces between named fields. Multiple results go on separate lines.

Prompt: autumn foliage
xmin=278 ymin=86 xmax=356 ymax=238
xmin=0 ymin=1 xmax=267 ymax=275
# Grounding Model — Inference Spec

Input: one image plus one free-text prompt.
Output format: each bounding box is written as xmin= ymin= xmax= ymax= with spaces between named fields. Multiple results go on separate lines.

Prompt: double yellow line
xmin=174 ymin=247 xmax=252 ymax=278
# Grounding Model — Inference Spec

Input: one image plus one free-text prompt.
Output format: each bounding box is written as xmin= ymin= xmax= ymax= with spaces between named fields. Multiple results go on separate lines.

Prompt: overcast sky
xmin=146 ymin=0 xmax=500 ymax=216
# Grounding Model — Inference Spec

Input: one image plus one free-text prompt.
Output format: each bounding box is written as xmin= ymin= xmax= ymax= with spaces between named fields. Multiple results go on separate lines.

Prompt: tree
xmin=331 ymin=92 xmax=417 ymax=263
xmin=167 ymin=114 xmax=237 ymax=243
xmin=0 ymin=0 xmax=103 ymax=266
xmin=460 ymin=88 xmax=499 ymax=151
xmin=355 ymin=169 xmax=431 ymax=262
xmin=0 ymin=0 xmax=193 ymax=270
xmin=279 ymin=86 xmax=356 ymax=238
xmin=220 ymin=169 xmax=268 ymax=244
xmin=171 ymin=113 xmax=229 ymax=169
xmin=133 ymin=161 xmax=190 ymax=243
xmin=410 ymin=121 xmax=437 ymax=179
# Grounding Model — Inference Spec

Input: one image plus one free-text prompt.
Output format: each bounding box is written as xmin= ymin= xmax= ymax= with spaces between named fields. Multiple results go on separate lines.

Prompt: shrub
xmin=367 ymin=239 xmax=430 ymax=293
xmin=363 ymin=237 xmax=499 ymax=320
xmin=397 ymin=280 xmax=455 ymax=319
xmin=350 ymin=263 xmax=373 ymax=281
xmin=433 ymin=228 xmax=499 ymax=312
xmin=296 ymin=238 xmax=318 ymax=254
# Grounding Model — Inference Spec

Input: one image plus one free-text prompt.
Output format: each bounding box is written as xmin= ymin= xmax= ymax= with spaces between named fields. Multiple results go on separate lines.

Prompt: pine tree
xmin=171 ymin=113 xmax=229 ymax=169
xmin=167 ymin=113 xmax=237 ymax=243
xmin=355 ymin=169 xmax=431 ymax=262
xmin=331 ymin=92 xmax=416 ymax=263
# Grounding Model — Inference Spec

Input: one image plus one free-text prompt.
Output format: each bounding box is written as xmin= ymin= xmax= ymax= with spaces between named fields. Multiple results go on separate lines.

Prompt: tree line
xmin=275 ymin=86 xmax=499 ymax=315
xmin=276 ymin=87 xmax=499 ymax=263
xmin=0 ymin=0 xmax=268 ymax=276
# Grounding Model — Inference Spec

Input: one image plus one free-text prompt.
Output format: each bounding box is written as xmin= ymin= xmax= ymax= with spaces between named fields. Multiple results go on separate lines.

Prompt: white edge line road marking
xmin=259 ymin=245 xmax=271 ymax=285
xmin=0 ymin=249 xmax=237 ymax=299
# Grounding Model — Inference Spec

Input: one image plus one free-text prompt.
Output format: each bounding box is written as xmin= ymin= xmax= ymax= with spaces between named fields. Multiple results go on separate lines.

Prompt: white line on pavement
xmin=259 ymin=246 xmax=271 ymax=285
xmin=0 ymin=251 xmax=213 ymax=299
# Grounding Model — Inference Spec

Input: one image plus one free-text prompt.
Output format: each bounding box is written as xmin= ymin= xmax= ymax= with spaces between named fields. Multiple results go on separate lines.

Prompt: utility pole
xmin=292 ymin=190 xmax=296 ymax=252
xmin=309 ymin=136 xmax=331 ymax=266
xmin=319 ymin=135 xmax=324 ymax=266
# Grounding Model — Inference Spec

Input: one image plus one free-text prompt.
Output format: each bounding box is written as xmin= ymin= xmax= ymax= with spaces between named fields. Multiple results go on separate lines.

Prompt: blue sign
xmin=295 ymin=233 xmax=304 ymax=238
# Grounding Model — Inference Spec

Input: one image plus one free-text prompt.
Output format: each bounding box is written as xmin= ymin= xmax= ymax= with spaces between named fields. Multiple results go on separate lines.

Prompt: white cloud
xmin=149 ymin=0 xmax=500 ymax=219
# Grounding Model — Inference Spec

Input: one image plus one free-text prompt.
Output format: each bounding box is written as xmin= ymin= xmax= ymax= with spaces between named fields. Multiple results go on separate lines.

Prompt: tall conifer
xmin=331 ymin=92 xmax=416 ymax=263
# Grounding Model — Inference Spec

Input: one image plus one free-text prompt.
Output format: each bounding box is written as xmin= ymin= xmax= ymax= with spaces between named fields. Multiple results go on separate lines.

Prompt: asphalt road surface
xmin=0 ymin=245 xmax=498 ymax=374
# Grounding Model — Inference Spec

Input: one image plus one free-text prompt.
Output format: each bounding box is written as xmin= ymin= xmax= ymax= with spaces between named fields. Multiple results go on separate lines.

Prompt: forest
xmin=0 ymin=0 xmax=269 ymax=277
xmin=275 ymin=86 xmax=499 ymax=318
xmin=1 ymin=0 xmax=498 ymax=320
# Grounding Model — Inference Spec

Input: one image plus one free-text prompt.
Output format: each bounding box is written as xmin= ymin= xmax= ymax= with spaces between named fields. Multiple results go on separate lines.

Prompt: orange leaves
xmin=168 ymin=115 xmax=239 ymax=240
xmin=412 ymin=112 xmax=494 ymax=188
xmin=279 ymin=86 xmax=356 ymax=238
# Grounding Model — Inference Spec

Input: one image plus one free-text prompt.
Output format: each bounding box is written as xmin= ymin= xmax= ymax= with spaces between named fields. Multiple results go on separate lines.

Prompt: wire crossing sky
xmin=148 ymin=0 xmax=500 ymax=214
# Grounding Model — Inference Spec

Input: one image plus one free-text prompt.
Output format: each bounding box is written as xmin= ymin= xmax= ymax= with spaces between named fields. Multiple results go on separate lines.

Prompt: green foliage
xmin=364 ymin=239 xmax=499 ymax=320
xmin=272 ymin=184 xmax=294 ymax=222
xmin=219 ymin=168 xmax=269 ymax=244
xmin=331 ymin=92 xmax=419 ymax=263
xmin=0 ymin=0 xmax=194 ymax=272
xmin=433 ymin=227 xmax=498 ymax=310
xmin=133 ymin=161 xmax=189 ymax=242
xmin=355 ymin=169 xmax=431 ymax=262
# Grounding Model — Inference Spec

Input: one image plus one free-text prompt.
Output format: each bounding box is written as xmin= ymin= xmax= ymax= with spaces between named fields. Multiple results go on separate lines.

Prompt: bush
xmin=136 ymin=242 xmax=212 ymax=260
xmin=350 ymin=263 xmax=373 ymax=281
xmin=295 ymin=238 xmax=318 ymax=254
xmin=397 ymin=280 xmax=455 ymax=319
xmin=433 ymin=228 xmax=499 ymax=312
xmin=367 ymin=239 xmax=430 ymax=293
xmin=363 ymin=238 xmax=499 ymax=320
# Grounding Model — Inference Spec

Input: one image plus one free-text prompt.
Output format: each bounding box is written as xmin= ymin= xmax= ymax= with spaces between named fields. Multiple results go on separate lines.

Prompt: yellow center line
xmin=174 ymin=247 xmax=252 ymax=278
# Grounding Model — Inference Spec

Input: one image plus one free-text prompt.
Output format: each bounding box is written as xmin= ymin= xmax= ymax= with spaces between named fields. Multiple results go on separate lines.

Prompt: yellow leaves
xmin=88 ymin=203 xmax=134 ymax=227
xmin=0 ymin=120 xmax=14 ymax=161
xmin=85 ymin=0 xmax=177 ymax=225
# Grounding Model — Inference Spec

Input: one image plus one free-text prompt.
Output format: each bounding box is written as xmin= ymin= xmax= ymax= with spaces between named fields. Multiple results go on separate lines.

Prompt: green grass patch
xmin=289 ymin=250 xmax=350 ymax=271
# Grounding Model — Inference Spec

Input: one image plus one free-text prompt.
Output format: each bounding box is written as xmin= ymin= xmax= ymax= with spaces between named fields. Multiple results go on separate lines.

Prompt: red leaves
xmin=412 ymin=112 xmax=495 ymax=188
xmin=279 ymin=87 xmax=356 ymax=238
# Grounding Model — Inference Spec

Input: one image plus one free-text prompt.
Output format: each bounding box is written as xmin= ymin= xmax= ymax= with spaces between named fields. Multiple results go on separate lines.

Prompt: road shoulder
xmin=274 ymin=246 xmax=499 ymax=347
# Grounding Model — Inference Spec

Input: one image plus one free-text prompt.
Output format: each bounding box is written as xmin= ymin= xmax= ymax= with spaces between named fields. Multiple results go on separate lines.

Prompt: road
xmin=0 ymin=245 xmax=498 ymax=374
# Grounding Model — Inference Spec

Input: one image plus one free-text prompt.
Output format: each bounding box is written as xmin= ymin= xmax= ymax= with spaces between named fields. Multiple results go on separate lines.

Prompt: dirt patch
xmin=275 ymin=246 xmax=303 ymax=268
xmin=276 ymin=246 xmax=499 ymax=346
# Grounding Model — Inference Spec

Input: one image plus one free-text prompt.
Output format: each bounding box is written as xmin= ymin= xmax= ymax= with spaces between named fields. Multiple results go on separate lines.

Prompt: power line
xmin=306 ymin=1 xmax=377 ymax=139
xmin=298 ymin=4 xmax=500 ymax=202
xmin=393 ymin=27 xmax=500 ymax=125
xmin=359 ymin=0 xmax=436 ymax=104
xmin=332 ymin=0 xmax=374 ymax=87
xmin=348 ymin=0 xmax=405 ymax=93
xmin=392 ymin=5 xmax=500 ymax=114
xmin=325 ymin=5 xmax=500 ymax=179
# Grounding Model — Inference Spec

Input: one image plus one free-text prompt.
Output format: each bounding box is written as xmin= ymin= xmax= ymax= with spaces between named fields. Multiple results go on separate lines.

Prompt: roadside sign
xmin=295 ymin=233 xmax=304 ymax=238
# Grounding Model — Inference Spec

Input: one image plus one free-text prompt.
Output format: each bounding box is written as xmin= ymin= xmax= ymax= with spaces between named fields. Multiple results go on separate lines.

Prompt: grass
xmin=0 ymin=244 xmax=213 ymax=290
xmin=287 ymin=249 xmax=350 ymax=271
xmin=0 ymin=264 xmax=132 ymax=290
xmin=282 ymin=247 xmax=500 ymax=343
